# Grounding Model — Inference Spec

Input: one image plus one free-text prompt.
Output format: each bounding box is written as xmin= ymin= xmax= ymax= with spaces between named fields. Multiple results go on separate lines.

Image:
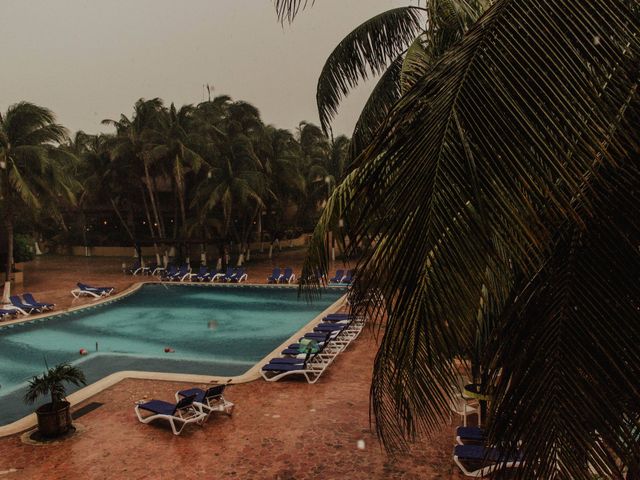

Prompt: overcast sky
xmin=1 ymin=0 xmax=409 ymax=137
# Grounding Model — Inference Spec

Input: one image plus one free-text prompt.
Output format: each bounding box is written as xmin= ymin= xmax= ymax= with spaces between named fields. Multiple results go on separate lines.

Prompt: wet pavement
xmin=0 ymin=252 xmax=464 ymax=479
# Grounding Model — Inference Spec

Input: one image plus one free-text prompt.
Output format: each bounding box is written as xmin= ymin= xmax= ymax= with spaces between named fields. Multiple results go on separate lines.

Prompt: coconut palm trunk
xmin=3 ymin=200 xmax=14 ymax=283
xmin=143 ymin=156 xmax=164 ymax=240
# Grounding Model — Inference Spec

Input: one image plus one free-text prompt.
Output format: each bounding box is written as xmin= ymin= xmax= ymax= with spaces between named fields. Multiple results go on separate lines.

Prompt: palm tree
xmin=0 ymin=102 xmax=74 ymax=281
xmin=102 ymin=98 xmax=167 ymax=261
xmin=282 ymin=0 xmax=640 ymax=478
xmin=151 ymin=103 xmax=205 ymax=241
xmin=25 ymin=362 xmax=86 ymax=409
xmin=191 ymin=134 xmax=266 ymax=265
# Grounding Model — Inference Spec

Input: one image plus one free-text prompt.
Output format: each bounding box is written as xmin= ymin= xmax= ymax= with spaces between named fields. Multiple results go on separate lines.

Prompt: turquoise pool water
xmin=0 ymin=284 xmax=344 ymax=426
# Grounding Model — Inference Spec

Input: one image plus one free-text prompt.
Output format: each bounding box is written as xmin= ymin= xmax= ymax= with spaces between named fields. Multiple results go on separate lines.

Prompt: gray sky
xmin=1 ymin=0 xmax=408 ymax=137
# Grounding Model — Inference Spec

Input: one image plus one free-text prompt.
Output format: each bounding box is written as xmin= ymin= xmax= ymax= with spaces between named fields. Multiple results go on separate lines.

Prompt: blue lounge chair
xmin=127 ymin=260 xmax=149 ymax=276
xmin=261 ymin=353 xmax=327 ymax=384
xmin=267 ymin=267 xmax=282 ymax=284
xmin=71 ymin=282 xmax=115 ymax=298
xmin=212 ymin=267 xmax=233 ymax=282
xmin=456 ymin=426 xmax=486 ymax=445
xmin=161 ymin=265 xmax=177 ymax=280
xmin=329 ymin=270 xmax=345 ymax=284
xmin=341 ymin=270 xmax=353 ymax=284
xmin=175 ymin=385 xmax=234 ymax=418
xmin=189 ymin=265 xmax=210 ymax=282
xmin=9 ymin=295 xmax=41 ymax=314
xmin=324 ymin=313 xmax=353 ymax=321
xmin=314 ymin=323 xmax=347 ymax=332
xmin=228 ymin=267 xmax=247 ymax=283
xmin=22 ymin=293 xmax=55 ymax=311
xmin=453 ymin=445 xmax=524 ymax=477
xmin=0 ymin=309 xmax=19 ymax=320
xmin=149 ymin=262 xmax=164 ymax=276
xmin=170 ymin=265 xmax=190 ymax=282
xmin=281 ymin=267 xmax=296 ymax=284
xmin=134 ymin=394 xmax=205 ymax=435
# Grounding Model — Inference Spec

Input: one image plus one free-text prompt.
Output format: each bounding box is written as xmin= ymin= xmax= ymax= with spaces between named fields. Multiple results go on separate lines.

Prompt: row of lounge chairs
xmin=0 ymin=293 xmax=55 ymax=318
xmin=135 ymin=384 xmax=234 ymax=435
xmin=267 ymin=267 xmax=296 ymax=284
xmin=160 ymin=265 xmax=248 ymax=283
xmin=261 ymin=312 xmax=364 ymax=383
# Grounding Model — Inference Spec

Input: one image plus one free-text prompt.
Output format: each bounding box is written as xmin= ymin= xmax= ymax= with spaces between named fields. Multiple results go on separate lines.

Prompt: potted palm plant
xmin=24 ymin=362 xmax=86 ymax=438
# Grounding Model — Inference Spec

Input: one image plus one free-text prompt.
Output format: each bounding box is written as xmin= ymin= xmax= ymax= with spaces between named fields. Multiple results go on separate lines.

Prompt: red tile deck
xmin=0 ymin=252 xmax=464 ymax=479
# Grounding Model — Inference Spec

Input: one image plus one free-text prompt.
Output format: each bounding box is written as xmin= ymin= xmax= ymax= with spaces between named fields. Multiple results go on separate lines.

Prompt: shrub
xmin=14 ymin=234 xmax=35 ymax=263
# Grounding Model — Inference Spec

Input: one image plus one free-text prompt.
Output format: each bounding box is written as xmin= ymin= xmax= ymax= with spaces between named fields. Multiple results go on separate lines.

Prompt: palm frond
xmin=338 ymin=0 xmax=639 ymax=459
xmin=400 ymin=36 xmax=430 ymax=95
xmin=487 ymin=157 xmax=640 ymax=479
xmin=299 ymin=168 xmax=359 ymax=294
xmin=348 ymin=56 xmax=404 ymax=164
xmin=273 ymin=0 xmax=313 ymax=23
xmin=316 ymin=7 xmax=425 ymax=133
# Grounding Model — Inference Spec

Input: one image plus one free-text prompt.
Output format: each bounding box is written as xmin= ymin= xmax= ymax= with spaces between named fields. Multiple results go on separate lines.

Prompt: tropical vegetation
xmin=0 ymin=102 xmax=77 ymax=281
xmin=277 ymin=0 xmax=640 ymax=478
xmin=1 ymin=97 xmax=348 ymax=273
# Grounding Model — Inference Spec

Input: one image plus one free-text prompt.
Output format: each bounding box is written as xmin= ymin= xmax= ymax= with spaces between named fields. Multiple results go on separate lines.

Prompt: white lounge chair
xmin=453 ymin=445 xmax=524 ymax=477
xmin=134 ymin=395 xmax=205 ymax=435
xmin=261 ymin=358 xmax=328 ymax=384
xmin=71 ymin=282 xmax=114 ymax=298
xmin=175 ymin=385 xmax=234 ymax=419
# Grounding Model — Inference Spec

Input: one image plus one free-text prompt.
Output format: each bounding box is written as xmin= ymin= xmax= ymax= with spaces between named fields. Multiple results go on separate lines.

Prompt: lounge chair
xmin=274 ymin=340 xmax=337 ymax=365
xmin=456 ymin=426 xmax=486 ymax=445
xmin=341 ymin=270 xmax=353 ymax=284
xmin=22 ymin=293 xmax=55 ymax=311
xmin=127 ymin=261 xmax=149 ymax=276
xmin=314 ymin=323 xmax=348 ymax=332
xmin=261 ymin=352 xmax=328 ymax=384
xmin=71 ymin=282 xmax=115 ymax=298
xmin=171 ymin=265 xmax=191 ymax=282
xmin=212 ymin=267 xmax=233 ymax=283
xmin=150 ymin=263 xmax=165 ymax=276
xmin=189 ymin=266 xmax=210 ymax=282
xmin=228 ymin=268 xmax=247 ymax=283
xmin=329 ymin=270 xmax=345 ymax=284
xmin=323 ymin=313 xmax=353 ymax=321
xmin=9 ymin=295 xmax=42 ymax=314
xmin=175 ymin=385 xmax=234 ymax=418
xmin=134 ymin=394 xmax=205 ymax=435
xmin=453 ymin=445 xmax=524 ymax=477
xmin=0 ymin=309 xmax=19 ymax=320
xmin=160 ymin=265 xmax=177 ymax=281
xmin=280 ymin=267 xmax=296 ymax=284
xmin=281 ymin=336 xmax=343 ymax=355
xmin=267 ymin=267 xmax=282 ymax=284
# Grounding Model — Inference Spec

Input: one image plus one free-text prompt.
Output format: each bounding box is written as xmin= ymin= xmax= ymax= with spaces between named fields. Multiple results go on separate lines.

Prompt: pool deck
xmin=0 ymin=253 xmax=464 ymax=479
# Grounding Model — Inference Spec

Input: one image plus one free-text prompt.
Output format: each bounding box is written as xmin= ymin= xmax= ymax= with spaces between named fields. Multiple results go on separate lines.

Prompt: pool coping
xmin=0 ymin=281 xmax=347 ymax=437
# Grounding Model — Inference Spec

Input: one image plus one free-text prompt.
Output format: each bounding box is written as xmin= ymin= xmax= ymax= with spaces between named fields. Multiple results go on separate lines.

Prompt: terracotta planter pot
xmin=35 ymin=401 xmax=72 ymax=437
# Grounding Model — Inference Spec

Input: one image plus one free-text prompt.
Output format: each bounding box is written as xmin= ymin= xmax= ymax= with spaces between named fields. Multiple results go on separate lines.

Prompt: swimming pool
xmin=0 ymin=284 xmax=344 ymax=426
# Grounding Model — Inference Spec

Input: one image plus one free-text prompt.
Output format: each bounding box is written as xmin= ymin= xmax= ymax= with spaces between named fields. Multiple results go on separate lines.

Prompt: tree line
xmin=1 ymin=97 xmax=350 ymax=276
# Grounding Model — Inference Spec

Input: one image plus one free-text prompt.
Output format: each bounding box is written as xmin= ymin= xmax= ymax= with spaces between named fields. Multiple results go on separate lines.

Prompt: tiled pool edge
xmin=0 ymin=285 xmax=347 ymax=438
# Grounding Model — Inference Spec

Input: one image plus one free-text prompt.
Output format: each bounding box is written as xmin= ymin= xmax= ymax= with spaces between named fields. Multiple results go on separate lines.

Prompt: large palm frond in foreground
xmin=301 ymin=0 xmax=640 ymax=477
xmin=315 ymin=7 xmax=424 ymax=134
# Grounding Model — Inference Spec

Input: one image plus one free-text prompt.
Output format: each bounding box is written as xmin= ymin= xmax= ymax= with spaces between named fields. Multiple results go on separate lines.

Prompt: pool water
xmin=0 ymin=284 xmax=344 ymax=426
